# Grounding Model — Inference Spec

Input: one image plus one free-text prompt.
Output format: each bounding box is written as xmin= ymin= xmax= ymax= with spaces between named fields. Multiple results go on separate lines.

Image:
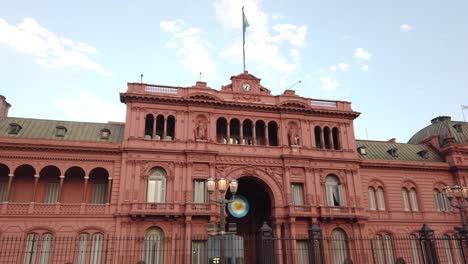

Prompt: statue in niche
xmin=288 ymin=127 xmax=300 ymax=146
xmin=194 ymin=120 xmax=207 ymax=140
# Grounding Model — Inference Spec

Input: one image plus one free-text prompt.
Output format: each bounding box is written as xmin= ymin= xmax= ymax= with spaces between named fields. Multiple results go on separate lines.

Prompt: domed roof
xmin=408 ymin=116 xmax=468 ymax=146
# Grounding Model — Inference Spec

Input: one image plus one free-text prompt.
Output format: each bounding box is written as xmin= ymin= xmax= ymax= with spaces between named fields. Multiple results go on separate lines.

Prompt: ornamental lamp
xmin=218 ymin=178 xmax=227 ymax=193
xmin=229 ymin=179 xmax=238 ymax=195
xmin=207 ymin=178 xmax=215 ymax=194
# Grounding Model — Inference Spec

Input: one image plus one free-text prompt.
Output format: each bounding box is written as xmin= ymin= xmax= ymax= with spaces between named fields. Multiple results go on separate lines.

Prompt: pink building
xmin=0 ymin=72 xmax=467 ymax=263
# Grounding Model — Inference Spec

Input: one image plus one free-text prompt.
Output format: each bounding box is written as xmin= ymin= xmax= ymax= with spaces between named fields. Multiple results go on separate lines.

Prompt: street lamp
xmin=443 ymin=185 xmax=468 ymax=240
xmin=206 ymin=177 xmax=238 ymax=264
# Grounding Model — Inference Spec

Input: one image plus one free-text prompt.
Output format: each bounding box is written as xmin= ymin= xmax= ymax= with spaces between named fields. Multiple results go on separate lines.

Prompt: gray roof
xmin=0 ymin=117 xmax=124 ymax=143
xmin=408 ymin=116 xmax=468 ymax=146
xmin=356 ymin=140 xmax=444 ymax=162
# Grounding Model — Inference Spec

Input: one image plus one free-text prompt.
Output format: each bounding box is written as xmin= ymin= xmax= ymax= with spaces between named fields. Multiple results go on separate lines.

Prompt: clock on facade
xmin=242 ymin=83 xmax=251 ymax=92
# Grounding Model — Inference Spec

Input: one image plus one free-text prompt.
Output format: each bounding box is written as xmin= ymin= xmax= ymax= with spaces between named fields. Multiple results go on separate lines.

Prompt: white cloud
xmin=215 ymin=0 xmax=307 ymax=80
xmin=360 ymin=65 xmax=369 ymax=71
xmin=338 ymin=62 xmax=349 ymax=71
xmin=160 ymin=20 xmax=216 ymax=79
xmin=320 ymin=77 xmax=339 ymax=91
xmin=0 ymin=18 xmax=111 ymax=76
xmin=329 ymin=65 xmax=337 ymax=71
xmin=400 ymin=24 xmax=413 ymax=32
xmin=56 ymin=92 xmax=125 ymax=122
xmin=354 ymin=48 xmax=372 ymax=60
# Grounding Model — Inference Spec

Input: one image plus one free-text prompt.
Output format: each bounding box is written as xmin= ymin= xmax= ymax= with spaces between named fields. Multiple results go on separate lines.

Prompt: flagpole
xmin=463 ymin=106 xmax=466 ymax=122
xmin=242 ymin=6 xmax=246 ymax=72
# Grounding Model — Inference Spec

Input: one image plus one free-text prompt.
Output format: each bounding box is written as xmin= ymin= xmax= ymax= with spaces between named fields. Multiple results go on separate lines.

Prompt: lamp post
xmin=207 ymin=177 xmax=238 ymax=264
xmin=443 ymin=185 xmax=468 ymax=240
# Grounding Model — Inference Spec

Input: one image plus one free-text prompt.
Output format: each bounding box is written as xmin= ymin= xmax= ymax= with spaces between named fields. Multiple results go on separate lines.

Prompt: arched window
xmin=155 ymin=115 xmax=164 ymax=140
xmin=324 ymin=127 xmax=331 ymax=149
xmin=230 ymin=119 xmax=240 ymax=144
xmin=144 ymin=114 xmax=154 ymax=139
xmin=314 ymin=126 xmax=322 ymax=149
xmin=255 ymin=120 xmax=266 ymax=145
xmin=24 ymin=233 xmax=52 ymax=264
xmin=442 ymin=235 xmax=462 ymax=263
xmin=331 ymin=228 xmax=348 ymax=264
xmin=402 ymin=187 xmax=419 ymax=211
xmin=242 ymin=119 xmax=253 ymax=145
xmin=216 ymin=118 xmax=228 ymax=144
xmin=326 ymin=175 xmax=343 ymax=206
xmin=375 ymin=233 xmax=394 ymax=264
xmin=434 ymin=189 xmax=451 ymax=212
xmin=410 ymin=234 xmax=421 ymax=264
xmin=166 ymin=115 xmax=175 ymax=140
xmin=268 ymin=121 xmax=278 ymax=146
xmin=147 ymin=168 xmax=166 ymax=203
xmin=332 ymin=127 xmax=340 ymax=150
xmin=377 ymin=187 xmax=386 ymax=210
xmin=77 ymin=233 xmax=104 ymax=264
xmin=142 ymin=227 xmax=164 ymax=264
xmin=368 ymin=187 xmax=376 ymax=210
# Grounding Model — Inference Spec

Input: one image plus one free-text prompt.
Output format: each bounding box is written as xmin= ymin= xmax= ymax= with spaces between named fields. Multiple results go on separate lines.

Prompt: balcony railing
xmin=126 ymin=202 xmax=182 ymax=216
xmin=0 ymin=202 xmax=112 ymax=215
xmin=319 ymin=206 xmax=363 ymax=219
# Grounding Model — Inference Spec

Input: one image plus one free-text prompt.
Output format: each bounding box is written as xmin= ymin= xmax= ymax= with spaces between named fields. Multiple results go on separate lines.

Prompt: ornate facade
xmin=0 ymin=72 xmax=467 ymax=263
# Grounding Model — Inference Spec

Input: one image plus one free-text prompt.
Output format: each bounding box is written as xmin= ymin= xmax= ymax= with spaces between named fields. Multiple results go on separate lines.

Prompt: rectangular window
xmin=193 ymin=180 xmax=207 ymax=203
xmin=191 ymin=240 xmax=208 ymax=264
xmin=327 ymin=185 xmax=344 ymax=206
xmin=44 ymin=183 xmax=60 ymax=203
xmin=291 ymin=183 xmax=304 ymax=205
xmin=92 ymin=183 xmax=108 ymax=204
xmin=296 ymin=240 xmax=309 ymax=264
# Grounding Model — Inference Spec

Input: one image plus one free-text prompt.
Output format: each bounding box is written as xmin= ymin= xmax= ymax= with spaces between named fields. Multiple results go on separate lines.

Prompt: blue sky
xmin=1 ymin=0 xmax=467 ymax=142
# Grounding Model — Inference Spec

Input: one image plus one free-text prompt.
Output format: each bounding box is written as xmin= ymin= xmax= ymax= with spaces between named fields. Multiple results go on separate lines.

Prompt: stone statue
xmin=194 ymin=120 xmax=207 ymax=140
xmin=288 ymin=127 xmax=300 ymax=146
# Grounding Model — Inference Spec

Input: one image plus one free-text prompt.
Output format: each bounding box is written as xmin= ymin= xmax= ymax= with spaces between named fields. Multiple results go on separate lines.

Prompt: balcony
xmin=0 ymin=202 xmax=114 ymax=215
xmin=124 ymin=202 xmax=183 ymax=217
xmin=288 ymin=205 xmax=317 ymax=217
xmin=318 ymin=206 xmax=365 ymax=220
xmin=185 ymin=203 xmax=216 ymax=216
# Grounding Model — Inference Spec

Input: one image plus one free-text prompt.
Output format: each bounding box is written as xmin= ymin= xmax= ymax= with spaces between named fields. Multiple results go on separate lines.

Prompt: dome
xmin=408 ymin=116 xmax=468 ymax=146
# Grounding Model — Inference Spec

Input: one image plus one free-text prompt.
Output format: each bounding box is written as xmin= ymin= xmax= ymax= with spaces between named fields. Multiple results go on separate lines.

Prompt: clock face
xmin=242 ymin=83 xmax=251 ymax=92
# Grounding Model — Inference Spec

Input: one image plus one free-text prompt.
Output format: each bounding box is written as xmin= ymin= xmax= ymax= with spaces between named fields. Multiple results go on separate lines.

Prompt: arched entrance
xmin=226 ymin=176 xmax=274 ymax=264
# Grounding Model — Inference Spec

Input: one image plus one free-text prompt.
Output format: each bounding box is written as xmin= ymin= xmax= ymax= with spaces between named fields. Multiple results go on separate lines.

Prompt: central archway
xmin=226 ymin=176 xmax=274 ymax=264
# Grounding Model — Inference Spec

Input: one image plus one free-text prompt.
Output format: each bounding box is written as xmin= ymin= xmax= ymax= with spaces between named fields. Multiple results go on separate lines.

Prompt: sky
xmin=0 ymin=0 xmax=467 ymax=143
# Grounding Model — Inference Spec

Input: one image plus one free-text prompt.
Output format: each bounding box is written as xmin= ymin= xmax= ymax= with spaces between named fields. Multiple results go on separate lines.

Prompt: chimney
xmin=0 ymin=95 xmax=11 ymax=117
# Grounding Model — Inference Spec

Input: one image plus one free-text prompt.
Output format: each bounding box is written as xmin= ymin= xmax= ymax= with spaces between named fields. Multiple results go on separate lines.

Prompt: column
xmin=32 ymin=174 xmax=39 ymax=203
xmin=320 ymin=128 xmax=325 ymax=149
xmin=274 ymin=221 xmax=284 ymax=264
xmin=284 ymin=168 xmax=292 ymax=205
xmin=252 ymin=124 xmax=257 ymax=145
xmin=184 ymin=216 xmax=192 ymax=264
xmin=240 ymin=123 xmax=244 ymax=144
xmin=328 ymin=129 xmax=333 ymax=149
xmin=57 ymin=175 xmax=65 ymax=203
xmin=5 ymin=174 xmax=14 ymax=202
xmin=106 ymin=177 xmax=112 ymax=204
xmin=226 ymin=122 xmax=231 ymax=144
xmin=337 ymin=126 xmax=342 ymax=150
xmin=153 ymin=118 xmax=157 ymax=139
xmin=289 ymin=217 xmax=298 ymax=264
xmin=163 ymin=117 xmax=167 ymax=140
xmin=265 ymin=124 xmax=269 ymax=146
xmin=82 ymin=175 xmax=89 ymax=203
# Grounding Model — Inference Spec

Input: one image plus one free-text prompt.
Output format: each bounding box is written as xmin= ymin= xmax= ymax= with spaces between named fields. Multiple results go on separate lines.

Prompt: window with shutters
xmin=193 ymin=180 xmax=207 ymax=203
xmin=377 ymin=187 xmax=386 ymax=210
xmin=92 ymin=183 xmax=108 ymax=204
xmin=76 ymin=232 xmax=104 ymax=264
xmin=434 ymin=189 xmax=452 ymax=212
xmin=191 ymin=240 xmax=208 ymax=264
xmin=147 ymin=168 xmax=166 ymax=203
xmin=374 ymin=233 xmax=394 ymax=264
xmin=402 ymin=187 xmax=419 ymax=212
xmin=402 ymin=188 xmax=410 ymax=211
xmin=410 ymin=235 xmax=421 ymax=264
xmin=24 ymin=233 xmax=52 ymax=264
xmin=326 ymin=175 xmax=344 ymax=206
xmin=44 ymin=183 xmax=60 ymax=203
xmin=409 ymin=188 xmax=419 ymax=211
xmin=291 ymin=183 xmax=304 ymax=205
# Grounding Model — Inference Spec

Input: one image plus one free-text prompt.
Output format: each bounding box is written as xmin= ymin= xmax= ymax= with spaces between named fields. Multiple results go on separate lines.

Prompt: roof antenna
xmin=140 ymin=73 xmax=144 ymax=84
xmin=289 ymin=80 xmax=302 ymax=89
xmin=199 ymin=72 xmax=202 ymax=81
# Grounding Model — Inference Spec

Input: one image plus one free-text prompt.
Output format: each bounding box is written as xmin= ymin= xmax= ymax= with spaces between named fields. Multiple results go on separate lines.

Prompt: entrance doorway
xmin=226 ymin=176 xmax=273 ymax=263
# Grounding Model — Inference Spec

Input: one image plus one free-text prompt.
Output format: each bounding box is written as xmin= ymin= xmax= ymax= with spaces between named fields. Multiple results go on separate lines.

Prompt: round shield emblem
xmin=228 ymin=194 xmax=250 ymax=218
